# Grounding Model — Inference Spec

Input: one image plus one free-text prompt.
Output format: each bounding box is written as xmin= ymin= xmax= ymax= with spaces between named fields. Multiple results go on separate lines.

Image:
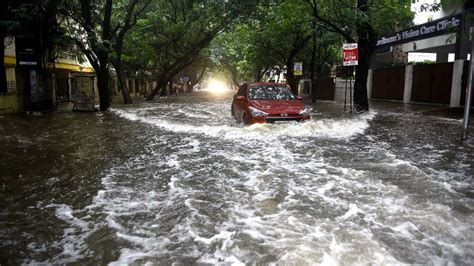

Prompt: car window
xmin=249 ymin=85 xmax=296 ymax=100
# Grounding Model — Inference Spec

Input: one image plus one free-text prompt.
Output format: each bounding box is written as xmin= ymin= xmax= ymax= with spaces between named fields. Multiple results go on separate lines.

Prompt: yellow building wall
xmin=1 ymin=58 xmax=23 ymax=113
xmin=2 ymin=51 xmax=96 ymax=113
xmin=0 ymin=93 xmax=24 ymax=114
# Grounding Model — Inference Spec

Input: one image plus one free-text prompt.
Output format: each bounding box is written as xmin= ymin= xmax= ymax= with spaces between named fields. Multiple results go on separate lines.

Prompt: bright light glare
xmin=206 ymin=79 xmax=228 ymax=93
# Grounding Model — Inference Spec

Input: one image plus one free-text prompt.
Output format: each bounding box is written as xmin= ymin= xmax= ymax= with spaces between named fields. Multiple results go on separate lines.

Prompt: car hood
xmin=250 ymin=100 xmax=305 ymax=114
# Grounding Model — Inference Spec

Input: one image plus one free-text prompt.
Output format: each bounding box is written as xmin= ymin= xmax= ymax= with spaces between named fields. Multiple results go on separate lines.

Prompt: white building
xmin=408 ymin=0 xmax=467 ymax=62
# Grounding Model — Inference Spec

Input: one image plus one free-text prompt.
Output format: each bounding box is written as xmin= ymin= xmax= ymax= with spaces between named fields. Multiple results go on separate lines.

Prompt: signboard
xmin=294 ymin=62 xmax=303 ymax=76
xmin=343 ymin=43 xmax=358 ymax=66
xmin=15 ymin=35 xmax=41 ymax=68
xmin=376 ymin=13 xmax=462 ymax=49
xmin=336 ymin=66 xmax=353 ymax=78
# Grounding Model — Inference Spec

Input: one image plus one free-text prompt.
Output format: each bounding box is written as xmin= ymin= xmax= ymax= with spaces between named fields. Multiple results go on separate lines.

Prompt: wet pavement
xmin=0 ymin=89 xmax=473 ymax=265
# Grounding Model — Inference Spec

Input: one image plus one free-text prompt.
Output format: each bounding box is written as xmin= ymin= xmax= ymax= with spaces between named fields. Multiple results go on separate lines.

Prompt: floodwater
xmin=1 ymin=89 xmax=473 ymax=265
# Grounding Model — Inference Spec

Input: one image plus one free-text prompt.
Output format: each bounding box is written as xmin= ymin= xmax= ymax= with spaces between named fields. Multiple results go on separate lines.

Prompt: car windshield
xmin=249 ymin=85 xmax=296 ymax=100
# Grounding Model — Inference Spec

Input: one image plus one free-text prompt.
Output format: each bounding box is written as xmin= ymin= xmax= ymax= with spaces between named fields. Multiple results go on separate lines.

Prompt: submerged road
xmin=0 ymin=89 xmax=473 ymax=264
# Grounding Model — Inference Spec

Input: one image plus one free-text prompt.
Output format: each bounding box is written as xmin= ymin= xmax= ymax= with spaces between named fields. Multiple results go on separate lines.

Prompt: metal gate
xmin=55 ymin=69 xmax=70 ymax=102
xmin=314 ymin=78 xmax=335 ymax=100
xmin=372 ymin=66 xmax=405 ymax=100
xmin=412 ymin=62 xmax=453 ymax=104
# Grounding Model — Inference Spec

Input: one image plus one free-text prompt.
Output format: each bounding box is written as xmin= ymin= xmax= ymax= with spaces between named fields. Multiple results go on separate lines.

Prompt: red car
xmin=231 ymin=82 xmax=311 ymax=124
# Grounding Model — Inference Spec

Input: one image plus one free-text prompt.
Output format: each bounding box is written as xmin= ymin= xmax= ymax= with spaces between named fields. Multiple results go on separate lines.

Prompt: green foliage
xmin=370 ymin=0 xmax=414 ymax=35
xmin=211 ymin=0 xmax=413 ymax=84
xmin=411 ymin=60 xmax=436 ymax=65
xmin=297 ymin=31 xmax=342 ymax=78
xmin=308 ymin=0 xmax=413 ymax=40
xmin=55 ymin=0 xmax=415 ymax=95
xmin=1 ymin=0 xmax=71 ymax=63
xmin=440 ymin=0 xmax=470 ymax=9
xmin=212 ymin=0 xmax=315 ymax=83
xmin=124 ymin=0 xmax=258 ymax=84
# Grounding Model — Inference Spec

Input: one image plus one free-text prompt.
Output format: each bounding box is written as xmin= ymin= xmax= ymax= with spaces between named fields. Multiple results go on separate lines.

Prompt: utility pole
xmin=462 ymin=27 xmax=474 ymax=140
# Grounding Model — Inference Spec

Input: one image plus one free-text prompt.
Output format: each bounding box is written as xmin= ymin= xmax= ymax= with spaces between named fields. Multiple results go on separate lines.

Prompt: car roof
xmin=246 ymin=82 xmax=289 ymax=87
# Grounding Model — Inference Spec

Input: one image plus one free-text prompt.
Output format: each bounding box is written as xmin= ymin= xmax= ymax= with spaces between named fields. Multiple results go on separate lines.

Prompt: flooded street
xmin=1 ymin=89 xmax=473 ymax=265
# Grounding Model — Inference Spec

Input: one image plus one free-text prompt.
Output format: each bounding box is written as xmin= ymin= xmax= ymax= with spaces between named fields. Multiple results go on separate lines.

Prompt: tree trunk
xmin=115 ymin=62 xmax=132 ymax=104
xmin=354 ymin=0 xmax=375 ymax=112
xmin=111 ymin=30 xmax=133 ymax=104
xmin=111 ymin=44 xmax=132 ymax=104
xmin=97 ymin=65 xmax=110 ymax=111
xmin=167 ymin=80 xmax=173 ymax=96
xmin=189 ymin=66 xmax=207 ymax=92
xmin=286 ymin=63 xmax=299 ymax=95
xmin=354 ymin=59 xmax=369 ymax=111
xmin=0 ymin=32 xmax=7 ymax=93
xmin=147 ymin=78 xmax=167 ymax=100
xmin=310 ymin=36 xmax=317 ymax=103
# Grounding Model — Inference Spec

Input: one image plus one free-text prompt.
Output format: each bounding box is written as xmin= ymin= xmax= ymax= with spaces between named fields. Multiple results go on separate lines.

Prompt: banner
xmin=343 ymin=43 xmax=358 ymax=66
xmin=376 ymin=14 xmax=462 ymax=49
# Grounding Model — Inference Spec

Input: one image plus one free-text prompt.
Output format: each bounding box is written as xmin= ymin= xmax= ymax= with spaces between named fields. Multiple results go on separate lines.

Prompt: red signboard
xmin=343 ymin=43 xmax=358 ymax=66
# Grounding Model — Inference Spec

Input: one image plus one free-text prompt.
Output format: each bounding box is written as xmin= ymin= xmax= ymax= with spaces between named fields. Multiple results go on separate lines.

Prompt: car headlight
xmin=299 ymin=107 xmax=311 ymax=115
xmin=248 ymin=106 xmax=268 ymax=117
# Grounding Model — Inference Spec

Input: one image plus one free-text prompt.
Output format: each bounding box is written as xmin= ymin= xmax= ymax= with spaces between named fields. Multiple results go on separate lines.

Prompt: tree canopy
xmin=2 ymin=0 xmax=423 ymax=111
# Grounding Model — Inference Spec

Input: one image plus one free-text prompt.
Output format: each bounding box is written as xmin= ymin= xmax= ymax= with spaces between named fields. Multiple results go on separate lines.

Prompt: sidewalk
xmin=304 ymin=98 xmax=473 ymax=122
xmin=369 ymin=99 xmax=473 ymax=120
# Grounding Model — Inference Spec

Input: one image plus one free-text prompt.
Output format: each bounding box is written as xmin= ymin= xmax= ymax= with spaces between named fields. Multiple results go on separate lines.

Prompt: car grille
xmin=265 ymin=117 xmax=302 ymax=123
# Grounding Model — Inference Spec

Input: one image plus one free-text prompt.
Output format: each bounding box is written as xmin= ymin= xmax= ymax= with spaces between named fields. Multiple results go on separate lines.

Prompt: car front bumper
xmin=249 ymin=115 xmax=310 ymax=124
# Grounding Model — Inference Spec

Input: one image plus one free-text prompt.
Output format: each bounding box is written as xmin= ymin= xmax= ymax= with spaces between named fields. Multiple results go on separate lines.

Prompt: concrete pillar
xmin=403 ymin=64 xmax=413 ymax=103
xmin=450 ymin=59 xmax=465 ymax=107
xmin=367 ymin=69 xmax=373 ymax=99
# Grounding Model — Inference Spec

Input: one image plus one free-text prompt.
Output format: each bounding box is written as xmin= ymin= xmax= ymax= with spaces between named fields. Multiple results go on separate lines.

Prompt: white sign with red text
xmin=343 ymin=43 xmax=358 ymax=66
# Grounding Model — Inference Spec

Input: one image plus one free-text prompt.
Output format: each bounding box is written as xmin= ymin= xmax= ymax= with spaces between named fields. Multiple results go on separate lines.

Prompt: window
xmin=249 ymin=85 xmax=296 ymax=100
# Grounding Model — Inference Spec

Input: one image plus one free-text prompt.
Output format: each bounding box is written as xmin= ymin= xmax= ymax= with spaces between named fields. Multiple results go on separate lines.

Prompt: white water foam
xmin=111 ymin=107 xmax=376 ymax=140
xmin=37 ymin=100 xmax=473 ymax=265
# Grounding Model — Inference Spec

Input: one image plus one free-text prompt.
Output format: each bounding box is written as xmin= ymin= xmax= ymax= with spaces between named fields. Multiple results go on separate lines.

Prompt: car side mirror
xmin=236 ymin=95 xmax=245 ymax=100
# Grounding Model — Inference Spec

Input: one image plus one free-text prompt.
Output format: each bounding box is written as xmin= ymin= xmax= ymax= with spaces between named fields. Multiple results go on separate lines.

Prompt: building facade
xmin=369 ymin=1 xmax=473 ymax=107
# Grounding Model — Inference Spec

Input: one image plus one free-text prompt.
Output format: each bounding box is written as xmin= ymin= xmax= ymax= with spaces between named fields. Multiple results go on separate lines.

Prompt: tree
xmin=64 ymin=0 xmax=114 ymax=111
xmin=142 ymin=0 xmax=258 ymax=100
xmin=255 ymin=1 xmax=315 ymax=93
xmin=211 ymin=21 xmax=278 ymax=87
xmin=180 ymin=54 xmax=212 ymax=92
xmin=64 ymin=0 xmax=150 ymax=110
xmin=109 ymin=0 xmax=151 ymax=104
xmin=211 ymin=1 xmax=314 ymax=93
xmin=299 ymin=30 xmax=341 ymax=78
